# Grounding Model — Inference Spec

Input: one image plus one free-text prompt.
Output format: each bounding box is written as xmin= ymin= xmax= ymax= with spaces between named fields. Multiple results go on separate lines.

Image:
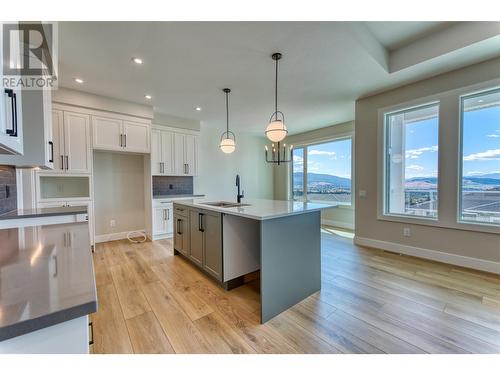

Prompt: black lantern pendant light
xmin=219 ymin=88 xmax=236 ymax=154
xmin=264 ymin=52 xmax=292 ymax=165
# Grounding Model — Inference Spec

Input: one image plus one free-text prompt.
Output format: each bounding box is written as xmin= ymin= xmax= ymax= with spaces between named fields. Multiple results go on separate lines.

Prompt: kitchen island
xmin=173 ymin=198 xmax=335 ymax=323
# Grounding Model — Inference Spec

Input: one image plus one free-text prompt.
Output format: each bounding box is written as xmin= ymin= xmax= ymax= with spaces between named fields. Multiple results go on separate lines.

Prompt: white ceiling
xmin=57 ymin=21 xmax=500 ymax=135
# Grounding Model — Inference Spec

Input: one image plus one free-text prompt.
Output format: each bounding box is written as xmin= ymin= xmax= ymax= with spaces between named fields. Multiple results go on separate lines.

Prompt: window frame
xmin=376 ymin=79 xmax=500 ymax=235
xmin=457 ymin=87 xmax=500 ymax=228
xmin=290 ymin=134 xmax=354 ymax=207
xmin=382 ymin=101 xmax=441 ymax=221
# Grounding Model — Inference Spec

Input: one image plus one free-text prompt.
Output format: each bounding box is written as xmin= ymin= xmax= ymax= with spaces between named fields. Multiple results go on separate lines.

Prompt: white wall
xmin=355 ymin=56 xmax=500 ymax=272
xmin=194 ymin=126 xmax=273 ymax=200
xmin=273 ymin=121 xmax=355 ymax=230
xmin=93 ymin=152 xmax=146 ymax=236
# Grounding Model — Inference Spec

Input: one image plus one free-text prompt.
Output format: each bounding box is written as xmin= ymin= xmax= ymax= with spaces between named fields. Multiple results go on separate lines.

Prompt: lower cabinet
xmin=152 ymin=202 xmax=173 ymax=240
xmin=174 ymin=205 xmax=222 ymax=281
xmin=173 ymin=209 xmax=189 ymax=256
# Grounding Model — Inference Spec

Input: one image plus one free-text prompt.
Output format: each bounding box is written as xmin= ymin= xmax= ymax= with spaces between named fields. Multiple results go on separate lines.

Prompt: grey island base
xmin=173 ymin=199 xmax=332 ymax=323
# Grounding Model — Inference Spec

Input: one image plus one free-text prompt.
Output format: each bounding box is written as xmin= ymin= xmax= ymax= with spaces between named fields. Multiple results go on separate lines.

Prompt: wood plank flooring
xmin=90 ymin=228 xmax=500 ymax=354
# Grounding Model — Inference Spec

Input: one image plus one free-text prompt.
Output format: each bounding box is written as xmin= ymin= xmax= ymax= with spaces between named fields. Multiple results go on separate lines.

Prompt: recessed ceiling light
xmin=74 ymin=78 xmax=84 ymax=84
xmin=195 ymin=107 xmax=202 ymax=111
xmin=145 ymin=94 xmax=152 ymax=100
xmin=132 ymin=57 xmax=143 ymax=65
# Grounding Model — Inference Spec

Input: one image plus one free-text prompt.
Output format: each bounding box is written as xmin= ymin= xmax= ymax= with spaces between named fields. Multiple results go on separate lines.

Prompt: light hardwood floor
xmin=91 ymin=228 xmax=500 ymax=354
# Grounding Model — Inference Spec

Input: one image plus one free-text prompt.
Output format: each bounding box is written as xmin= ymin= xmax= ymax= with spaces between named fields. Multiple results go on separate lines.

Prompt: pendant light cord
xmin=226 ymin=90 xmax=229 ymax=136
xmin=275 ymin=56 xmax=278 ymax=120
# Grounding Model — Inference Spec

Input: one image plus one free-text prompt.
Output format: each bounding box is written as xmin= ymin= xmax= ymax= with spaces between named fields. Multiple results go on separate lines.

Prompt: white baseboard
xmin=322 ymin=219 xmax=354 ymax=230
xmin=95 ymin=229 xmax=146 ymax=244
xmin=354 ymin=236 xmax=500 ymax=275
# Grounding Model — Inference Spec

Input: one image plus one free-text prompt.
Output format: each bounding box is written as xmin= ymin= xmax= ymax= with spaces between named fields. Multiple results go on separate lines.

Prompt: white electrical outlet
xmin=359 ymin=190 xmax=367 ymax=198
xmin=403 ymin=227 xmax=411 ymax=237
xmin=110 ymin=219 xmax=116 ymax=228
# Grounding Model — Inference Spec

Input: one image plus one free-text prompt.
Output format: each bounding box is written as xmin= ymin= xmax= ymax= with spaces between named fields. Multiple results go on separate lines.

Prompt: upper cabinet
xmin=151 ymin=126 xmax=198 ymax=176
xmin=92 ymin=115 xmax=150 ymax=154
xmin=0 ymin=89 xmax=54 ymax=168
xmin=0 ymin=88 xmax=23 ymax=155
xmin=48 ymin=109 xmax=92 ymax=174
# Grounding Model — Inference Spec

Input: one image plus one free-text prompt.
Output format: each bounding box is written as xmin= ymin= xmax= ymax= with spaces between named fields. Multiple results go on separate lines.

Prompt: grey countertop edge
xmin=153 ymin=194 xmax=206 ymax=200
xmin=0 ymin=207 xmax=88 ymax=221
xmin=0 ymin=299 xmax=97 ymax=342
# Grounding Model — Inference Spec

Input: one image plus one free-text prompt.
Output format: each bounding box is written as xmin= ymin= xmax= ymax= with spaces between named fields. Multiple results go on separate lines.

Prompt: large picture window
xmin=384 ymin=103 xmax=439 ymax=218
xmin=459 ymin=88 xmax=500 ymax=225
xmin=292 ymin=137 xmax=352 ymax=205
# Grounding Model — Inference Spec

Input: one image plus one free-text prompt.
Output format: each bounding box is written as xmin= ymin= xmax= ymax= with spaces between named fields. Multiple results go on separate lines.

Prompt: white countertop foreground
xmin=174 ymin=198 xmax=337 ymax=220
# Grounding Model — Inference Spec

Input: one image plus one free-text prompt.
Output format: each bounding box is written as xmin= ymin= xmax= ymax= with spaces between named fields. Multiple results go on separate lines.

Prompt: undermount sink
xmin=201 ymin=201 xmax=251 ymax=208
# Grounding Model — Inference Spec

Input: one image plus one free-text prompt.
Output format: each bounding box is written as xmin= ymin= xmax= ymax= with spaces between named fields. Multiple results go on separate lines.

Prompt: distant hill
xmin=293 ymin=172 xmax=351 ymax=188
xmin=293 ymin=173 xmax=500 ymax=190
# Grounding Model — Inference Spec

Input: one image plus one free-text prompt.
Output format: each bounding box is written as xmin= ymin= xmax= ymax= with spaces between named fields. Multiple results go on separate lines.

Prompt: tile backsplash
xmin=0 ymin=166 xmax=17 ymax=215
xmin=152 ymin=176 xmax=193 ymax=196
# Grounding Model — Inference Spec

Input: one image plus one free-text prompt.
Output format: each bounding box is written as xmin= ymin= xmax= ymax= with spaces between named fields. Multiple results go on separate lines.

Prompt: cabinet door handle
xmin=88 ymin=321 xmax=94 ymax=346
xmin=60 ymin=155 xmax=64 ymax=170
xmin=163 ymin=209 xmax=167 ymax=221
xmin=65 ymin=155 xmax=69 ymax=170
xmin=4 ymin=89 xmax=18 ymax=137
xmin=198 ymin=213 xmax=205 ymax=232
xmin=48 ymin=141 xmax=54 ymax=163
xmin=187 ymin=164 xmax=190 ymax=174
xmin=124 ymin=134 xmax=127 ymax=148
xmin=167 ymin=209 xmax=170 ymax=220
xmin=176 ymin=219 xmax=182 ymax=234
xmin=119 ymin=134 xmax=122 ymax=147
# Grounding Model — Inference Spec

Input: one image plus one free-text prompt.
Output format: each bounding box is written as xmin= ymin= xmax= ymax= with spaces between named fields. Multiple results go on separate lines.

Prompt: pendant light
xmin=265 ymin=53 xmax=288 ymax=142
xmin=219 ymin=88 xmax=236 ymax=154
xmin=264 ymin=53 xmax=292 ymax=165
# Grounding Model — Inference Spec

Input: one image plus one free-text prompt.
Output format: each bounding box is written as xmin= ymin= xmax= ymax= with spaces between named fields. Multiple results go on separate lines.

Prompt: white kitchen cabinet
xmin=151 ymin=127 xmax=174 ymax=175
xmin=173 ymin=132 xmax=198 ymax=176
xmin=0 ymin=89 xmax=53 ymax=168
xmin=92 ymin=115 xmax=150 ymax=154
xmin=152 ymin=201 xmax=173 ymax=240
xmin=47 ymin=110 xmax=91 ymax=174
xmin=64 ymin=112 xmax=92 ymax=173
xmin=91 ymin=115 xmax=122 ymax=152
xmin=0 ymin=88 xmax=23 ymax=155
xmin=123 ymin=120 xmax=150 ymax=153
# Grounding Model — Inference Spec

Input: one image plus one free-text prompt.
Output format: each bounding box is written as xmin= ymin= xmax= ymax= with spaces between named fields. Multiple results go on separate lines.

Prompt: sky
xmin=462 ymin=105 xmax=500 ymax=177
xmin=293 ymin=138 xmax=352 ymax=179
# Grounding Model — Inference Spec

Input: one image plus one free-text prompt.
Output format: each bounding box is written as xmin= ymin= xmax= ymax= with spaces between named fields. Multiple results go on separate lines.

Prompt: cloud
xmin=293 ymin=155 xmax=303 ymax=163
xmin=308 ymin=149 xmax=336 ymax=159
xmin=463 ymin=149 xmax=500 ymax=161
xmin=487 ymin=134 xmax=499 ymax=138
xmin=405 ymin=145 xmax=438 ymax=159
xmin=406 ymin=164 xmax=424 ymax=171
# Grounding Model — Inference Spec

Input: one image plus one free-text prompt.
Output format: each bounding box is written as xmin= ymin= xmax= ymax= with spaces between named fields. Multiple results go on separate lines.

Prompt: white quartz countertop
xmin=173 ymin=198 xmax=337 ymax=220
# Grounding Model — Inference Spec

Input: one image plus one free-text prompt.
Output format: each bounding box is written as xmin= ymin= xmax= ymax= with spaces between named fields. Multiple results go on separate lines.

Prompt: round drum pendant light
xmin=219 ymin=88 xmax=236 ymax=154
xmin=265 ymin=53 xmax=288 ymax=142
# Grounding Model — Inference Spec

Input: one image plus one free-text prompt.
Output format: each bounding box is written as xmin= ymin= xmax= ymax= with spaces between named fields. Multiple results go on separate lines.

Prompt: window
xmin=292 ymin=137 xmax=352 ymax=205
xmin=384 ymin=103 xmax=439 ymax=218
xmin=459 ymin=88 xmax=500 ymax=225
